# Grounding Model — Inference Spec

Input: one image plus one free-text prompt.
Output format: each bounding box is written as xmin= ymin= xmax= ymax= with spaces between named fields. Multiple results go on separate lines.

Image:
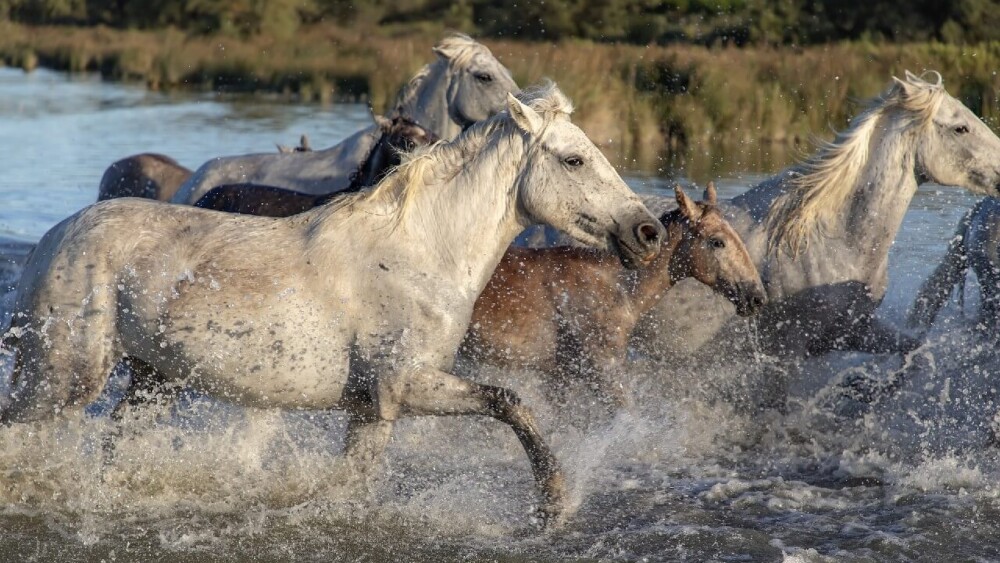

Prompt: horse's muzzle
xmin=612 ymin=220 xmax=665 ymax=270
xmin=734 ymin=283 xmax=768 ymax=317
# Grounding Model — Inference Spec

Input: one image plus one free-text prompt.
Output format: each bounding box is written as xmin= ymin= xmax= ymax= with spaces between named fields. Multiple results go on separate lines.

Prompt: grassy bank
xmin=2 ymin=22 xmax=999 ymax=169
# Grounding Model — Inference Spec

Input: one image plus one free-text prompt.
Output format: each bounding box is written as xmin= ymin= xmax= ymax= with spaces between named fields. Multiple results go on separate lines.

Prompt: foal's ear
xmin=703 ymin=181 xmax=718 ymax=205
xmin=507 ymin=93 xmax=544 ymax=135
xmin=373 ymin=115 xmax=392 ymax=130
xmin=675 ymin=184 xmax=701 ymax=221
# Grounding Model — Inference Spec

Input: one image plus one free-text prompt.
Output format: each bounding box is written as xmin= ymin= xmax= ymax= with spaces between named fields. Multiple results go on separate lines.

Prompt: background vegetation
xmin=1 ymin=1 xmax=998 ymax=171
xmin=5 ymin=0 xmax=1000 ymax=44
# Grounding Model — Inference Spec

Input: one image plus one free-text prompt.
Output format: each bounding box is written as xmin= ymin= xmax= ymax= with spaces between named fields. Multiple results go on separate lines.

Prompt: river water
xmin=0 ymin=67 xmax=997 ymax=561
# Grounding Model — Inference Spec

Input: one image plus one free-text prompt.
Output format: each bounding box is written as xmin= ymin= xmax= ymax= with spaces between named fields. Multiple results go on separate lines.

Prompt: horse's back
xmin=194 ymin=184 xmax=320 ymax=217
xmin=173 ymin=125 xmax=380 ymax=205
xmin=98 ymin=153 xmax=192 ymax=202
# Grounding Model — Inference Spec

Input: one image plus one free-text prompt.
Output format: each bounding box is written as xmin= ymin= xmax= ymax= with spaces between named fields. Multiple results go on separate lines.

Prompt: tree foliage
xmin=2 ymin=0 xmax=999 ymax=45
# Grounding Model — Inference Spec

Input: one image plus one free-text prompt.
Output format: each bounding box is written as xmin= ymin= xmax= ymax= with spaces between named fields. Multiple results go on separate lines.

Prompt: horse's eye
xmin=955 ymin=125 xmax=970 ymax=134
xmin=709 ymin=238 xmax=726 ymax=249
xmin=474 ymin=72 xmax=493 ymax=83
xmin=563 ymin=156 xmax=584 ymax=168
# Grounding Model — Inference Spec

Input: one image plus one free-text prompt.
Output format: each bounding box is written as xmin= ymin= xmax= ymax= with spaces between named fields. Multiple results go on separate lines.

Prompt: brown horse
xmin=460 ymin=183 xmax=766 ymax=407
xmin=97 ymin=153 xmax=193 ymax=202
xmin=192 ymin=116 xmax=438 ymax=216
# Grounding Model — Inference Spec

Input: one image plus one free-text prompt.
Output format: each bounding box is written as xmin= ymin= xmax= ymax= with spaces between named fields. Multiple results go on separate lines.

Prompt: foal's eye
xmin=474 ymin=72 xmax=493 ymax=83
xmin=954 ymin=125 xmax=970 ymax=134
xmin=709 ymin=238 xmax=726 ymax=249
xmin=563 ymin=156 xmax=584 ymax=168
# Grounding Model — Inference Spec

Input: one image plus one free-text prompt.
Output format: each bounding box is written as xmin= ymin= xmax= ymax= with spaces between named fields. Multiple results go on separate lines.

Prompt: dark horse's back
xmin=193 ymin=184 xmax=326 ymax=217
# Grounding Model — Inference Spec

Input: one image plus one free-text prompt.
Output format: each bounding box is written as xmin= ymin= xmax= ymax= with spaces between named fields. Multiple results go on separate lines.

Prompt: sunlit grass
xmin=2 ymin=22 xmax=997 ymax=167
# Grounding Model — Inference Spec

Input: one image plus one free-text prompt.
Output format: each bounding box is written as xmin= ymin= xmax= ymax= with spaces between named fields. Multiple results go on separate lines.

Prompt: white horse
xmin=909 ymin=197 xmax=1000 ymax=332
xmin=1 ymin=84 xmax=664 ymax=526
xmin=171 ymin=34 xmax=518 ymax=205
xmin=633 ymin=71 xmax=1000 ymax=367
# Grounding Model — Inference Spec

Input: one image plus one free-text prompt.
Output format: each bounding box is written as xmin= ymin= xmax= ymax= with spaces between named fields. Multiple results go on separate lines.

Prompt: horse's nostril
xmin=636 ymin=223 xmax=661 ymax=247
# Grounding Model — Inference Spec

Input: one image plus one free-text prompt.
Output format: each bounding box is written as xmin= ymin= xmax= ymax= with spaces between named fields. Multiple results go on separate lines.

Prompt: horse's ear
xmin=432 ymin=41 xmax=461 ymax=62
xmin=373 ymin=115 xmax=392 ymax=130
xmin=892 ymin=73 xmax=924 ymax=99
xmin=703 ymin=181 xmax=717 ymax=205
xmin=675 ymin=184 xmax=701 ymax=221
xmin=507 ymin=93 xmax=543 ymax=135
xmin=276 ymin=144 xmax=292 ymax=154
xmin=299 ymin=134 xmax=311 ymax=151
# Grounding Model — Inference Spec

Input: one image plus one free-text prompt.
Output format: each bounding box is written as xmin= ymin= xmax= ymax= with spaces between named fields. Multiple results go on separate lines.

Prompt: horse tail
xmin=907 ymin=205 xmax=975 ymax=330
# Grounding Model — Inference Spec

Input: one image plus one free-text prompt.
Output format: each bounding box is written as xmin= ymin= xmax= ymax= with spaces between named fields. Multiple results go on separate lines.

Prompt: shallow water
xmin=0 ymin=67 xmax=998 ymax=561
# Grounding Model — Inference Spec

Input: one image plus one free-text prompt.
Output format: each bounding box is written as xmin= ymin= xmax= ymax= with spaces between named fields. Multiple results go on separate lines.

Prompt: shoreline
xmin=3 ymin=23 xmax=998 ymax=168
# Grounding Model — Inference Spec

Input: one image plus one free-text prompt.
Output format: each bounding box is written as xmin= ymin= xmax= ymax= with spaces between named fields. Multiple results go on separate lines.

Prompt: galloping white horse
xmin=2 ymin=84 xmax=664 ymax=525
xmin=171 ymin=34 xmax=518 ymax=204
xmin=634 ymin=71 xmax=1000 ymax=364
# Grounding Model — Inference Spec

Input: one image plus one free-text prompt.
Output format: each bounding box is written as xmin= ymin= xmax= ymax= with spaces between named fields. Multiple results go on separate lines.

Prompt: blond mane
xmin=766 ymin=71 xmax=946 ymax=253
xmin=317 ymin=83 xmax=574 ymax=227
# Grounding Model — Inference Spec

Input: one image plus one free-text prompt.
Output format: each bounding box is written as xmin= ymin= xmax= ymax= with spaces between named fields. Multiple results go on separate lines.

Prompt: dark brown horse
xmin=193 ymin=116 xmax=438 ymax=216
xmin=460 ymin=183 xmax=766 ymax=408
xmin=97 ymin=153 xmax=192 ymax=202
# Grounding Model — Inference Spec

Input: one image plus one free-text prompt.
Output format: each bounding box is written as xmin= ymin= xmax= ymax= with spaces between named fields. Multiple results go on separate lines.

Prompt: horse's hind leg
xmin=380 ymin=367 xmax=566 ymax=527
xmin=110 ymin=357 xmax=171 ymax=421
xmin=103 ymin=357 xmax=171 ymax=462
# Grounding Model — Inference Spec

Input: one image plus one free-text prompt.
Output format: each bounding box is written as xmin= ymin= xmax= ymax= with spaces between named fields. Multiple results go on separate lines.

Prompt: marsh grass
xmin=2 ymin=22 xmax=998 ymax=171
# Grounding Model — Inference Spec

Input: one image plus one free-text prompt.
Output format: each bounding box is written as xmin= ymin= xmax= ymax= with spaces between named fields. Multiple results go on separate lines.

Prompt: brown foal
xmin=460 ymin=183 xmax=766 ymax=408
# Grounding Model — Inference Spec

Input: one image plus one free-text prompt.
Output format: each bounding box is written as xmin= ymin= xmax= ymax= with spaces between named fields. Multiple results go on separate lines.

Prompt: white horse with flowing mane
xmin=1 ymin=84 xmax=664 ymax=526
xmin=633 ymin=71 xmax=1000 ymax=368
xmin=171 ymin=34 xmax=518 ymax=205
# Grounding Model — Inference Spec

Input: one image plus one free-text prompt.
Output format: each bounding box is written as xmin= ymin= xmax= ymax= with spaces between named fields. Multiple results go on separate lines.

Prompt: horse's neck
xmin=841 ymin=121 xmax=919 ymax=259
xmin=624 ymin=218 xmax=684 ymax=315
xmin=738 ymin=114 xmax=920 ymax=274
xmin=400 ymin=62 xmax=461 ymax=141
xmin=347 ymin=133 xmax=390 ymax=191
xmin=400 ymin=132 xmax=525 ymax=294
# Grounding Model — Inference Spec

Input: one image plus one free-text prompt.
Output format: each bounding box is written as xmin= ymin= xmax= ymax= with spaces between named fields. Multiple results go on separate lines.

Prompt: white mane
xmin=766 ymin=71 xmax=946 ymax=252
xmin=316 ymin=83 xmax=574 ymax=227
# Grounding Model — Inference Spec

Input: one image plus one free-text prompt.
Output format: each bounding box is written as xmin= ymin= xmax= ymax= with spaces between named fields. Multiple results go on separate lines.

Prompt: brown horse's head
xmin=666 ymin=183 xmax=766 ymax=316
xmin=351 ymin=115 xmax=441 ymax=191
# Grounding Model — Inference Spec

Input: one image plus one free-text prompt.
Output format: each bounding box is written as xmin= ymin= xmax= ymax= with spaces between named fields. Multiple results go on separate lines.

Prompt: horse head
xmin=433 ymin=34 xmax=519 ymax=131
xmin=669 ymin=183 xmax=766 ymax=316
xmin=902 ymin=71 xmax=1000 ymax=196
xmin=354 ymin=115 xmax=440 ymax=190
xmin=508 ymin=85 xmax=663 ymax=269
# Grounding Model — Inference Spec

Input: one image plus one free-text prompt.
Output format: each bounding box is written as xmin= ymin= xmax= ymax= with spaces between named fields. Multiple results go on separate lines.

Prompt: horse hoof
xmin=531 ymin=502 xmax=566 ymax=530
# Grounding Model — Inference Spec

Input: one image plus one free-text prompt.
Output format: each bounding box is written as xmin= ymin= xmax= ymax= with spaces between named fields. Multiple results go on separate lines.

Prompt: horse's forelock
xmin=516 ymin=83 xmax=574 ymax=122
xmin=433 ymin=33 xmax=492 ymax=70
xmin=891 ymin=71 xmax=947 ymax=121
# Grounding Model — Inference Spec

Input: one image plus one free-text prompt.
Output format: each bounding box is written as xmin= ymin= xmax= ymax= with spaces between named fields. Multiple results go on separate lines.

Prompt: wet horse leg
xmin=343 ymin=405 xmax=394 ymax=492
xmin=103 ymin=356 xmax=171 ymax=462
xmin=577 ymin=330 xmax=630 ymax=413
xmin=110 ymin=356 xmax=171 ymax=420
xmin=380 ymin=366 xmax=566 ymax=526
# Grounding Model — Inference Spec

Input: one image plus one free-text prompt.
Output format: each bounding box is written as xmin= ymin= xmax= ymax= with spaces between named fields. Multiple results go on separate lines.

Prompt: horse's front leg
xmin=380 ymin=366 xmax=566 ymax=527
xmin=343 ymin=407 xmax=394 ymax=491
